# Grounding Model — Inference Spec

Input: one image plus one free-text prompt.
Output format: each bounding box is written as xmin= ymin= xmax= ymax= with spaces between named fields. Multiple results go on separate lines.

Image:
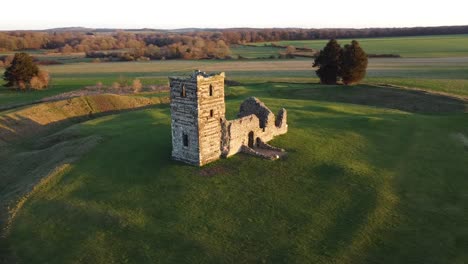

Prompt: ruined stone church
xmin=169 ymin=70 xmax=288 ymax=166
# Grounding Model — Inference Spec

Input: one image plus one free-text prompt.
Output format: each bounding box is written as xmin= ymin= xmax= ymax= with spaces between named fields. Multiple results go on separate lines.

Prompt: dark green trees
xmin=3 ymin=53 xmax=39 ymax=88
xmin=313 ymin=39 xmax=342 ymax=84
xmin=341 ymin=40 xmax=368 ymax=85
xmin=313 ymin=39 xmax=368 ymax=85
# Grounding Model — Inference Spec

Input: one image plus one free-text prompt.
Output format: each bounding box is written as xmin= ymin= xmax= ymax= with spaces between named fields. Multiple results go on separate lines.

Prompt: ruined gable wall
xmin=169 ymin=77 xmax=200 ymax=165
xmin=238 ymin=97 xmax=276 ymax=128
xmin=273 ymin=108 xmax=288 ymax=136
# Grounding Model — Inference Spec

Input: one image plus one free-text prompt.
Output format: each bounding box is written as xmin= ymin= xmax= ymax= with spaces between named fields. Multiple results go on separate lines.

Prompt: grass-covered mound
xmin=0 ymin=94 xmax=168 ymax=246
xmin=2 ymin=84 xmax=467 ymax=263
xmin=0 ymin=94 xmax=167 ymax=142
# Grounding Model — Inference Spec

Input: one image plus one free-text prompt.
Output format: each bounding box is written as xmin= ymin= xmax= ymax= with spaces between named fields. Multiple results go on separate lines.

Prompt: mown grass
xmin=252 ymin=34 xmax=468 ymax=58
xmin=2 ymin=82 xmax=467 ymax=263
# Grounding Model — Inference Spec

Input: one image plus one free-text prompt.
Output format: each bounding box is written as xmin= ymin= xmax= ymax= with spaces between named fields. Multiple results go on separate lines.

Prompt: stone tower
xmin=169 ymin=70 xmax=226 ymax=166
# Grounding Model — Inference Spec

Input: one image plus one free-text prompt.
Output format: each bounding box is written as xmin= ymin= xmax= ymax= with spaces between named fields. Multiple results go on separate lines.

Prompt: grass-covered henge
xmin=2 ymin=81 xmax=467 ymax=263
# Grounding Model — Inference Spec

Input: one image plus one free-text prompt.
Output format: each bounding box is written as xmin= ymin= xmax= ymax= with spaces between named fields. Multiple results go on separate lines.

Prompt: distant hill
xmin=45 ymin=27 xmax=96 ymax=32
xmin=0 ymin=25 xmax=456 ymax=36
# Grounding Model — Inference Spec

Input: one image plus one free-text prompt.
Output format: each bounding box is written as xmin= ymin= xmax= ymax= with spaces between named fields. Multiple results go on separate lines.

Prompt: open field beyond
xmin=252 ymin=34 xmax=468 ymax=58
xmin=2 ymin=57 xmax=468 ymax=108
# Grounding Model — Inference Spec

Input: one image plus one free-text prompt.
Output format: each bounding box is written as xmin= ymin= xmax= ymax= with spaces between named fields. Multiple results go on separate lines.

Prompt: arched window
xmin=181 ymin=84 xmax=186 ymax=97
xmin=209 ymin=84 xmax=213 ymax=96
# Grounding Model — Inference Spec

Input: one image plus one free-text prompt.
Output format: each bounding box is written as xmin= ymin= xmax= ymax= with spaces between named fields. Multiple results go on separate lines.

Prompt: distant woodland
xmin=0 ymin=25 xmax=467 ymax=60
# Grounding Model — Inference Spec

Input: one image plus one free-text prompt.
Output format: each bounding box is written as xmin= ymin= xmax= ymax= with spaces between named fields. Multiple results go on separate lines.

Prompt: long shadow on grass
xmin=298 ymin=111 xmax=468 ymax=263
xmin=0 ymin=111 xmax=194 ymax=262
xmin=0 ymin=106 xmax=172 ymax=263
xmin=5 ymin=100 xmax=465 ymax=262
xmin=350 ymin=112 xmax=468 ymax=263
xmin=0 ymin=102 xmax=168 ymax=144
xmin=257 ymin=82 xmax=467 ymax=114
xmin=6 ymin=110 xmax=225 ymax=263
xmin=3 ymin=107 xmax=386 ymax=263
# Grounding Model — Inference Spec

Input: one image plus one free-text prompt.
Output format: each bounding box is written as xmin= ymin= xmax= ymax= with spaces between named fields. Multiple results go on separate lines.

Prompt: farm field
xmin=1 ymin=34 xmax=468 ymax=263
xmin=230 ymin=44 xmax=281 ymax=59
xmin=2 ymin=56 xmax=468 ymax=108
xmin=252 ymin=34 xmax=468 ymax=58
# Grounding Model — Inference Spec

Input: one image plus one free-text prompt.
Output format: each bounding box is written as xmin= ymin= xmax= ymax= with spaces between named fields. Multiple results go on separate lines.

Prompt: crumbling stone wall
xmin=222 ymin=98 xmax=288 ymax=157
xmin=222 ymin=114 xmax=263 ymax=157
xmin=238 ymin=97 xmax=275 ymax=128
xmin=169 ymin=71 xmax=287 ymax=166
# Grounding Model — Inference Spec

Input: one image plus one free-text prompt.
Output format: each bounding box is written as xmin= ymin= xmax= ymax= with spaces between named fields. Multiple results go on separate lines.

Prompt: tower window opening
xmin=210 ymin=109 xmax=214 ymax=117
xmin=183 ymin=133 xmax=189 ymax=147
xmin=181 ymin=84 xmax=186 ymax=97
xmin=209 ymin=84 xmax=213 ymax=96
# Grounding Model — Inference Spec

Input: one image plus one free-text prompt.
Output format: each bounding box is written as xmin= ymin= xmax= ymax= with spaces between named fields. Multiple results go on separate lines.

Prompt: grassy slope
xmin=0 ymin=94 xmax=167 ymax=142
xmin=2 ymin=83 xmax=467 ymax=263
xmin=252 ymin=34 xmax=468 ymax=58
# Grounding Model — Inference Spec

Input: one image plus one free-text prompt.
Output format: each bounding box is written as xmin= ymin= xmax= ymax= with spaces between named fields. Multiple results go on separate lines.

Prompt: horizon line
xmin=1 ymin=24 xmax=468 ymax=32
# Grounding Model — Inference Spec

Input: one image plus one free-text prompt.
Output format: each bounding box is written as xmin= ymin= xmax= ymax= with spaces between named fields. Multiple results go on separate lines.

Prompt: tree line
xmin=0 ymin=25 xmax=467 ymax=53
xmin=221 ymin=25 xmax=468 ymax=43
xmin=85 ymin=38 xmax=230 ymax=60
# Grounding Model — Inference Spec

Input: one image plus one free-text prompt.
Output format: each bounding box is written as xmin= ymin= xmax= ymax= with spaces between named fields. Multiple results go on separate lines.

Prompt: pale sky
xmin=1 ymin=0 xmax=467 ymax=30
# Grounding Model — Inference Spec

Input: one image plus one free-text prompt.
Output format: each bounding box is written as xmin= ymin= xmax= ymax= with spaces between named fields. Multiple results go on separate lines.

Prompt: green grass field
xmin=230 ymin=45 xmax=281 ymax=59
xmin=1 ymin=83 xmax=467 ymax=263
xmin=1 ymin=34 xmax=468 ymax=263
xmin=2 ymin=57 xmax=467 ymax=108
xmin=252 ymin=34 xmax=468 ymax=58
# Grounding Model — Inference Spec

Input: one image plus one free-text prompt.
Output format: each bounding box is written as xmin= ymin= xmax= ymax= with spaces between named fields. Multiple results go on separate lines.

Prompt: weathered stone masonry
xmin=169 ymin=70 xmax=288 ymax=166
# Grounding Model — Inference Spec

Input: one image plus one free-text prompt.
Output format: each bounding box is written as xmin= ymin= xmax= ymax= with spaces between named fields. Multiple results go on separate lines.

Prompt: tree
xmin=340 ymin=40 xmax=368 ymax=85
xmin=60 ymin=44 xmax=74 ymax=54
xmin=3 ymin=53 xmax=39 ymax=88
xmin=313 ymin=39 xmax=342 ymax=84
xmin=29 ymin=70 xmax=50 ymax=90
xmin=132 ymin=79 xmax=143 ymax=93
xmin=285 ymin=45 xmax=296 ymax=58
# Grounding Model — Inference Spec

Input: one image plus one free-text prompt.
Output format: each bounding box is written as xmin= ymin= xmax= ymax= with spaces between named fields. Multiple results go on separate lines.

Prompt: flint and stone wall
xmin=222 ymin=97 xmax=288 ymax=157
xmin=169 ymin=71 xmax=226 ymax=166
xmin=196 ymin=73 xmax=225 ymax=166
xmin=169 ymin=77 xmax=200 ymax=165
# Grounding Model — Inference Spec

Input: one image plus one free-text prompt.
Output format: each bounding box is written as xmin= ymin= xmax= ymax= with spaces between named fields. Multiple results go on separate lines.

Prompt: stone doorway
xmin=248 ymin=131 xmax=254 ymax=147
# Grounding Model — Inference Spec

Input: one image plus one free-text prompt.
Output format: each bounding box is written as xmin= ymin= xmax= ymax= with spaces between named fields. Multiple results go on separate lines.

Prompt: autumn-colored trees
xmin=85 ymin=38 xmax=231 ymax=60
xmin=1 ymin=26 xmax=467 ymax=53
xmin=313 ymin=39 xmax=368 ymax=85
xmin=3 ymin=53 xmax=49 ymax=90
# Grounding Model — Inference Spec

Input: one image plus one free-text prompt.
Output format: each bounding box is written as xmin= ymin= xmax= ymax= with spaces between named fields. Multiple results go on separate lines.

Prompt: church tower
xmin=169 ymin=70 xmax=226 ymax=166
